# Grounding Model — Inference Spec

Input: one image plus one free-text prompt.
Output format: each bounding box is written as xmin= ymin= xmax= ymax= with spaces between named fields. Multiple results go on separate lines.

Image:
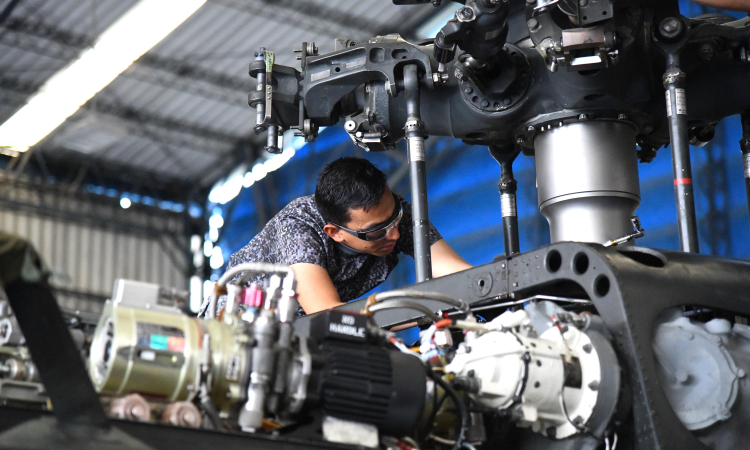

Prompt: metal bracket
xmin=263 ymin=50 xmax=275 ymax=126
xmin=602 ymin=215 xmax=645 ymax=247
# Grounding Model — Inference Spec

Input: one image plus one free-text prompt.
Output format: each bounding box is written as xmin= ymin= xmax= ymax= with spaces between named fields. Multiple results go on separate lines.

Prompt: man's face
xmin=325 ymin=186 xmax=401 ymax=257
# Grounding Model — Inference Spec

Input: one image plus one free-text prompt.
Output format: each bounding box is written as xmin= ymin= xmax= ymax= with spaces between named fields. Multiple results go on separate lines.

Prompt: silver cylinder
xmin=534 ymin=121 xmax=640 ymax=244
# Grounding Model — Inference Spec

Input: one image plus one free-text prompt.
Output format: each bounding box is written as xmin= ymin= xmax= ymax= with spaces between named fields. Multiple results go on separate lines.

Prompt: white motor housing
xmin=445 ymin=310 xmax=606 ymax=439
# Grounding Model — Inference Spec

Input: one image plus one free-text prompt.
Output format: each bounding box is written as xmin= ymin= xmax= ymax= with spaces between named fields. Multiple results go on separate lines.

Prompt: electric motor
xmin=307 ymin=310 xmax=427 ymax=438
xmin=88 ymin=280 xmax=250 ymax=412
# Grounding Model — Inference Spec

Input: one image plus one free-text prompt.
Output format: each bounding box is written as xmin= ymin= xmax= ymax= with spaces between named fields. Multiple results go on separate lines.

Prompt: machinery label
xmin=345 ymin=59 xmax=366 ymax=69
xmin=409 ymin=138 xmax=425 ymax=162
xmin=311 ymin=69 xmax=331 ymax=82
xmin=226 ymin=354 xmax=241 ymax=381
xmin=136 ymin=322 xmax=185 ymax=352
xmin=666 ymin=89 xmax=687 ymax=116
xmin=310 ymin=310 xmax=369 ymax=342
xmin=501 ymin=193 xmax=517 ymax=217
xmin=328 ymin=322 xmax=366 ymax=338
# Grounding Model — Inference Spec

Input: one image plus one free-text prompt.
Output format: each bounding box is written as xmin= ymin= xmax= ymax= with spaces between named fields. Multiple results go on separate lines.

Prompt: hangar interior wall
xmin=0 ymin=180 xmax=190 ymax=318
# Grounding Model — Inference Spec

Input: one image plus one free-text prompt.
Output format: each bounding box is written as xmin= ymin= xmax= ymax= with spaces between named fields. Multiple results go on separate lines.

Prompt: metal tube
xmin=265 ymin=124 xmax=281 ymax=154
xmin=218 ymin=262 xmax=295 ymax=287
xmin=373 ymin=289 xmax=468 ymax=313
xmin=664 ymin=53 xmax=699 ymax=253
xmin=741 ymin=111 xmax=750 ymax=233
xmin=403 ymin=64 xmax=432 ymax=282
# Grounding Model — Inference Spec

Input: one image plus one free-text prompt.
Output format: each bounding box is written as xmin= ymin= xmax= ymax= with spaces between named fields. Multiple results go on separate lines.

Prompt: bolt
xmin=699 ymin=42 xmax=716 ymax=61
xmin=466 ymin=346 xmax=472 ymax=354
xmin=628 ymin=6 xmax=642 ymax=18
xmin=738 ymin=369 xmax=746 ymax=378
xmin=503 ymin=97 xmax=511 ymax=105
xmin=481 ymin=99 xmax=490 ymax=107
xmin=588 ymin=380 xmax=600 ymax=391
xmin=579 ymin=114 xmax=588 ymax=120
xmin=516 ymin=137 xmax=524 ymax=144
xmin=464 ymin=86 xmax=473 ymax=94
xmin=458 ymin=6 xmax=475 ymax=21
xmin=579 ymin=0 xmax=588 ymax=6
xmin=582 ymin=343 xmax=592 ymax=353
xmin=660 ymin=17 xmax=683 ymax=39
xmin=526 ymin=0 xmax=535 ymax=4
xmin=468 ymin=369 xmax=475 ymax=377
xmin=618 ymin=114 xmax=627 ymax=120
xmin=527 ymin=126 xmax=534 ymax=132
xmin=675 ymin=370 xmax=689 ymax=383
xmin=527 ymin=18 xmax=539 ymax=30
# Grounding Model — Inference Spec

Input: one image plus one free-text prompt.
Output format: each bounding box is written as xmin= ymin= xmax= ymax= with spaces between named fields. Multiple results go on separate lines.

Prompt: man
xmin=203 ymin=157 xmax=471 ymax=316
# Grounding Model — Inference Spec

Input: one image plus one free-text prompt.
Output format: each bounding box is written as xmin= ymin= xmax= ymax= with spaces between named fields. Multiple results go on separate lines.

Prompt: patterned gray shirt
xmin=199 ymin=195 xmax=441 ymax=317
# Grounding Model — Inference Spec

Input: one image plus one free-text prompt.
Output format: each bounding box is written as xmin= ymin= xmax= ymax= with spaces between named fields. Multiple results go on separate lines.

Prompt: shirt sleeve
xmin=273 ymin=214 xmax=329 ymax=267
xmin=394 ymin=195 xmax=443 ymax=258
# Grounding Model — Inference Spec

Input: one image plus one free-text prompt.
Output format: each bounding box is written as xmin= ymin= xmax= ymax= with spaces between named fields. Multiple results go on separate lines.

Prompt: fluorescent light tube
xmin=0 ymin=0 xmax=206 ymax=152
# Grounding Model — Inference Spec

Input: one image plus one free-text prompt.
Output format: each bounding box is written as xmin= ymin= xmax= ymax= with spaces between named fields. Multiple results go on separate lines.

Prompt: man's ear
xmin=323 ymin=224 xmax=344 ymax=242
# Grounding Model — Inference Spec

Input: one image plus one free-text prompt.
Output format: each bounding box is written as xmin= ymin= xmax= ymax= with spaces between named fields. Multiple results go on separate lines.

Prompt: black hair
xmin=314 ymin=157 xmax=388 ymax=225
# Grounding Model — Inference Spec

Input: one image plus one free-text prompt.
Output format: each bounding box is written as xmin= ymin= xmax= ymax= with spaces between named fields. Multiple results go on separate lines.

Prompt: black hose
xmin=426 ymin=369 xmax=467 ymax=450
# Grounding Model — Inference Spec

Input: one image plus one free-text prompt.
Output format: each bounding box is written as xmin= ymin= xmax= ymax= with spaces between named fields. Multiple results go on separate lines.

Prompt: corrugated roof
xmin=0 ymin=0 xmax=438 ymax=196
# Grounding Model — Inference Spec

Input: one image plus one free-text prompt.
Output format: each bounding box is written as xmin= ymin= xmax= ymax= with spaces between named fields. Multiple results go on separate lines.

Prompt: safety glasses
xmin=329 ymin=194 xmax=403 ymax=241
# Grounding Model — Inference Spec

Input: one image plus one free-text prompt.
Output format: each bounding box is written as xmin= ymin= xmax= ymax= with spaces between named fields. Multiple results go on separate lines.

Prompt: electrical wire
xmin=389 ymin=336 xmax=421 ymax=357
xmin=420 ymin=390 xmax=449 ymax=439
xmin=425 ymin=369 xmax=467 ymax=450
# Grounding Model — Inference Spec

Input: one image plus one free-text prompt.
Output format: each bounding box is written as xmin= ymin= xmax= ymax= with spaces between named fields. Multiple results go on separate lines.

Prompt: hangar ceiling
xmin=0 ymin=0 xmax=439 ymax=205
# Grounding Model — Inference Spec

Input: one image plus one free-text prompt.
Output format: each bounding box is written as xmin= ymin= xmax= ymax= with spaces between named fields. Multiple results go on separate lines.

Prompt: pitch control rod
xmin=656 ymin=16 xmax=699 ymax=253
xmin=403 ymin=64 xmax=432 ymax=282
xmin=489 ymin=145 xmax=521 ymax=256
xmin=741 ymin=111 xmax=750 ymax=233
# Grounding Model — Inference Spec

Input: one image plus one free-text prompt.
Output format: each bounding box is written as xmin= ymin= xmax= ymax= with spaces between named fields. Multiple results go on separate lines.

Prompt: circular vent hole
xmin=546 ymin=250 xmax=562 ymax=273
xmin=595 ymin=275 xmax=610 ymax=297
xmin=574 ymin=252 xmax=589 ymax=275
